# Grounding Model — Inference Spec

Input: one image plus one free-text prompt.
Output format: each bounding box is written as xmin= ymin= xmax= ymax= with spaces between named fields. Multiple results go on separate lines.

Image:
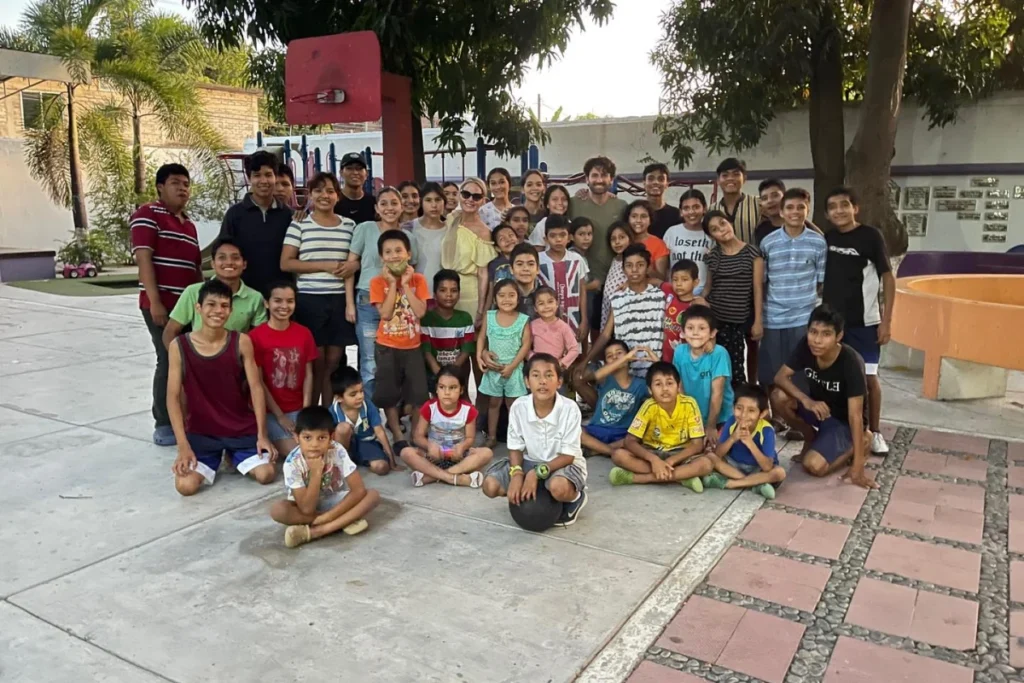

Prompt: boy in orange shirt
xmin=370 ymin=229 xmax=430 ymax=443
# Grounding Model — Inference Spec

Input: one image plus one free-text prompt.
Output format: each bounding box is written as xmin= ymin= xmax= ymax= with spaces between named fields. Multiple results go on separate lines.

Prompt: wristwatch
xmin=535 ymin=464 xmax=551 ymax=480
xmin=509 ymin=465 xmax=524 ymax=477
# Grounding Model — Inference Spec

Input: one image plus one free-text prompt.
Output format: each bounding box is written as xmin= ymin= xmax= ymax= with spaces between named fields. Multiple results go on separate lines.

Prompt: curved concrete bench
xmin=888 ymin=274 xmax=1024 ymax=400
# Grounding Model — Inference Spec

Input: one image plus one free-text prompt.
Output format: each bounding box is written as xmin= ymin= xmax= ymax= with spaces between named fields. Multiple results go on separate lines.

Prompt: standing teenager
xmin=334 ymin=152 xmax=376 ymax=224
xmin=479 ymin=167 xmax=514 ymax=229
xmin=663 ymin=189 xmax=713 ymax=295
xmin=713 ymin=158 xmax=761 ymax=245
xmin=642 ymin=162 xmax=681 ymax=239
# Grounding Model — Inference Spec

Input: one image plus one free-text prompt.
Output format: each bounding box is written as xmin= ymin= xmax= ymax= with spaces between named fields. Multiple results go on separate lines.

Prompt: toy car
xmin=63 ymin=262 xmax=98 ymax=279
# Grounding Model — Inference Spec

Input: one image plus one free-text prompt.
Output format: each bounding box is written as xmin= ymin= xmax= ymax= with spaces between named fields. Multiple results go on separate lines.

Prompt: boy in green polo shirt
xmin=162 ymin=237 xmax=267 ymax=348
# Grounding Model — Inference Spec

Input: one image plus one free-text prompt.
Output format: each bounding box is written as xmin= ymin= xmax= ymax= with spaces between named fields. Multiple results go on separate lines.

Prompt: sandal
xmin=468 ymin=471 xmax=484 ymax=489
xmin=484 ymin=437 xmax=498 ymax=449
xmin=284 ymin=524 xmax=311 ymax=548
xmin=343 ymin=518 xmax=369 ymax=536
xmin=411 ymin=471 xmax=426 ymax=488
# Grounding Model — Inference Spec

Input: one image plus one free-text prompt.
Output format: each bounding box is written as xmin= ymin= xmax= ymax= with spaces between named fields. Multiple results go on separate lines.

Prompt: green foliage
xmin=57 ymin=228 xmax=119 ymax=269
xmin=188 ymin=0 xmax=615 ymax=157
xmin=247 ymin=47 xmax=325 ymax=136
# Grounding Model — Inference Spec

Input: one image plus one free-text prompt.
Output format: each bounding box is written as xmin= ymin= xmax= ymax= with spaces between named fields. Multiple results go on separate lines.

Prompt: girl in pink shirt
xmin=530 ymin=286 xmax=579 ymax=371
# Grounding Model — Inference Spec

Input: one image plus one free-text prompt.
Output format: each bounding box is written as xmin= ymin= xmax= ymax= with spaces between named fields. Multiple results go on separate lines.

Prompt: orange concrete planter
xmin=891 ymin=274 xmax=1024 ymax=399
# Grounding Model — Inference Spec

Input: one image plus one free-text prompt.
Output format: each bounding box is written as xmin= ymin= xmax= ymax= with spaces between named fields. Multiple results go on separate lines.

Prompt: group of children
xmin=135 ymin=152 xmax=895 ymax=549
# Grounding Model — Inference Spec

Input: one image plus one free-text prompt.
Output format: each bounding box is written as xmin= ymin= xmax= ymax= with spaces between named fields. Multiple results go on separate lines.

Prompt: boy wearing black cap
xmin=334 ymin=152 xmax=377 ymax=223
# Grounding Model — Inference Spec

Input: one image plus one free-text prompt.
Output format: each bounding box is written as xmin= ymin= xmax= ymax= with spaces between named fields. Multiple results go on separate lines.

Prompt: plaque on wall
xmin=957 ymin=212 xmax=982 ymax=220
xmin=987 ymin=200 xmax=1010 ymax=210
xmin=983 ymin=223 xmax=1008 ymax=232
xmin=933 ymin=185 xmax=957 ymax=199
xmin=971 ymin=177 xmax=999 ymax=187
xmin=987 ymin=189 xmax=1009 ymax=199
xmin=982 ymin=233 xmax=1007 ymax=243
xmin=959 ymin=190 xmax=984 ymax=199
xmin=986 ymin=211 xmax=1009 ymax=221
xmin=1014 ymin=185 xmax=1024 ymax=199
xmin=937 ymin=199 xmax=976 ymax=212
xmin=901 ymin=187 xmax=930 ymax=210
xmin=902 ymin=213 xmax=928 ymax=237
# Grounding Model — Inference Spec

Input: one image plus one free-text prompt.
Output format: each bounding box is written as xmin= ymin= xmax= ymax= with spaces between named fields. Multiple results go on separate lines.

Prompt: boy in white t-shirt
xmin=482 ymin=353 xmax=589 ymax=526
xmin=270 ymin=406 xmax=380 ymax=548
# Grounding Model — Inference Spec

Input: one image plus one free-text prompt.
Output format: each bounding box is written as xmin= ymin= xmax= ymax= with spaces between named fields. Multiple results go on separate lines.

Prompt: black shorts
xmin=295 ymin=292 xmax=356 ymax=348
xmin=373 ymin=344 xmax=429 ymax=409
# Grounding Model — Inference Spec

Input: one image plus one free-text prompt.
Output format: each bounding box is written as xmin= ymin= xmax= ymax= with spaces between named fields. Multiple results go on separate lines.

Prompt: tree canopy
xmin=186 ymin=0 xmax=615 ymax=178
xmin=652 ymin=0 xmax=1022 ymax=253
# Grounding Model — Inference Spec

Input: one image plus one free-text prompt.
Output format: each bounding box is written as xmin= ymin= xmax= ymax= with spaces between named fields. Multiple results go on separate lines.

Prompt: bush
xmin=57 ymin=230 xmax=119 ymax=271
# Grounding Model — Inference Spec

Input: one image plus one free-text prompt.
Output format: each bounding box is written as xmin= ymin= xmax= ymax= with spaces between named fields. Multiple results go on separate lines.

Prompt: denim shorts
xmin=797 ymin=406 xmax=854 ymax=464
xmin=267 ymin=410 xmax=300 ymax=441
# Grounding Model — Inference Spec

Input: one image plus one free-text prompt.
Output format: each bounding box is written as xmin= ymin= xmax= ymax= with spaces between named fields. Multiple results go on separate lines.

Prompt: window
xmin=21 ymin=91 xmax=60 ymax=130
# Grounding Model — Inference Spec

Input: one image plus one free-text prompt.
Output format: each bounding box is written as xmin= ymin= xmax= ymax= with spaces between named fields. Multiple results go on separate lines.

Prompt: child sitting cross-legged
xmin=578 ymin=340 xmax=650 ymax=457
xmin=704 ymin=383 xmax=786 ymax=499
xmin=609 ymin=361 xmax=712 ymax=491
xmin=271 ymin=406 xmax=381 ymax=548
xmin=329 ymin=366 xmax=399 ymax=474
xmin=399 ymin=367 xmax=494 ymax=487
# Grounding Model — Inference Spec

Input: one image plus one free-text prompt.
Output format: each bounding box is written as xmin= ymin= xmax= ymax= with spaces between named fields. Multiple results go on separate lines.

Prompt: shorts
xmin=649 ymin=445 xmax=703 ymax=463
xmin=295 ymin=292 xmax=356 ymax=348
xmin=373 ymin=344 xmax=429 ymax=408
xmin=478 ymin=366 xmax=528 ymax=399
xmin=584 ymin=423 xmax=628 ymax=444
xmin=843 ymin=325 xmax=880 ymax=375
xmin=759 ymin=326 xmax=806 ymax=386
xmin=349 ymin=438 xmax=389 ymax=466
xmin=267 ymin=410 xmax=300 ymax=441
xmin=486 ymin=458 xmax=587 ymax=494
xmin=726 ymin=455 xmax=763 ymax=476
xmin=186 ymin=433 xmax=270 ymax=485
xmin=797 ymin=406 xmax=854 ymax=464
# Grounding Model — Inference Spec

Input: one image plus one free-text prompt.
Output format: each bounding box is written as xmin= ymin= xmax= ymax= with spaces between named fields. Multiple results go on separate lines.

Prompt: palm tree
xmin=1 ymin=0 xmax=113 ymax=238
xmin=93 ymin=2 xmax=227 ymax=198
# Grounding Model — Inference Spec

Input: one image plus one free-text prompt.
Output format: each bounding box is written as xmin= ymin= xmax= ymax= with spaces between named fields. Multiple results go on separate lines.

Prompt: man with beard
xmin=642 ymin=162 xmax=681 ymax=239
xmin=334 ymin=152 xmax=377 ymax=224
xmin=569 ymin=156 xmax=628 ymax=283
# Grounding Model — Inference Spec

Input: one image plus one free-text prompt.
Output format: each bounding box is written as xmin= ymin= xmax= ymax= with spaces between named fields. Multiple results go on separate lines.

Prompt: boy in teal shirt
xmin=672 ymin=305 xmax=734 ymax=447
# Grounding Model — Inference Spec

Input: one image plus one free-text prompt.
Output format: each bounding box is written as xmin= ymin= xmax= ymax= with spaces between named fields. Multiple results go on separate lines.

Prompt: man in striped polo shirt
xmin=714 ymin=158 xmax=761 ymax=245
xmin=758 ymin=188 xmax=827 ymax=397
xmin=130 ymin=163 xmax=204 ymax=446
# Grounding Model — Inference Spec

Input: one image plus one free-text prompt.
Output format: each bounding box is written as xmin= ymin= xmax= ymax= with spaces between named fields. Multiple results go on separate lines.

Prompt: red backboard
xmin=285 ymin=31 xmax=382 ymax=125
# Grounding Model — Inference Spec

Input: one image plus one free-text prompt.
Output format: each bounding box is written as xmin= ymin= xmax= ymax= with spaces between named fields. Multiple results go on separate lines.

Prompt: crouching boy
xmin=704 ymin=383 xmax=786 ymax=499
xmin=271 ymin=406 xmax=381 ymax=548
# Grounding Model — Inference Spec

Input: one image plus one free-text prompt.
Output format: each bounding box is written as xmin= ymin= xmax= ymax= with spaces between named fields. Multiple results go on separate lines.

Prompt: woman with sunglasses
xmin=478 ymin=167 xmax=514 ymax=230
xmin=441 ymin=178 xmax=498 ymax=329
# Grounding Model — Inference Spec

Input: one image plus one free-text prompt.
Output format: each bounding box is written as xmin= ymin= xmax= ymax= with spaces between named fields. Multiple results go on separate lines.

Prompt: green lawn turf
xmin=8 ymin=270 xmax=214 ymax=297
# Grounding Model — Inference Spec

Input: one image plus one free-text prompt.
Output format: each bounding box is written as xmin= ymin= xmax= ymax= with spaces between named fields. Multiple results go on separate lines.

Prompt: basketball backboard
xmin=285 ymin=31 xmax=382 ymax=125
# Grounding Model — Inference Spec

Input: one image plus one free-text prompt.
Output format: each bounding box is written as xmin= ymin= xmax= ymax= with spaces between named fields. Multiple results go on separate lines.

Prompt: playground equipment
xmin=887 ymin=252 xmax=1024 ymax=400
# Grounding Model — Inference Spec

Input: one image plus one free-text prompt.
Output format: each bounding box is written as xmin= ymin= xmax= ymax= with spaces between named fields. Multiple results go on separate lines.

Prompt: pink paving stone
xmin=1010 ymin=611 xmax=1024 ymax=668
xmin=908 ymin=589 xmax=978 ymax=650
xmin=773 ymin=465 xmax=868 ymax=519
xmin=1012 ymin=561 xmax=1024 ymax=603
xmin=888 ymin=476 xmax=985 ymax=514
xmin=911 ymin=428 xmax=989 ymax=456
xmin=901 ymin=449 xmax=988 ymax=482
xmin=717 ymin=609 xmax=805 ymax=683
xmin=708 ymin=546 xmax=831 ymax=612
xmin=1009 ymin=464 xmax=1024 ymax=488
xmin=823 ymin=636 xmax=974 ymax=683
xmin=881 ymin=496 xmax=984 ymax=545
xmin=1011 ymin=496 xmax=1024 ymax=553
xmin=877 ymin=422 xmax=898 ymax=441
xmin=844 ymin=577 xmax=917 ymax=636
xmin=656 ymin=595 xmax=745 ymax=662
xmin=626 ymin=661 xmax=706 ymax=683
xmin=740 ymin=508 xmax=851 ymax=560
xmin=864 ymin=534 xmax=981 ymax=593
xmin=1009 ymin=441 xmax=1024 ymax=463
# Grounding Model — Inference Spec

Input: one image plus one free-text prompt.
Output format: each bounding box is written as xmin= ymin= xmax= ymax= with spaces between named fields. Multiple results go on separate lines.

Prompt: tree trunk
xmin=808 ymin=11 xmax=846 ymax=228
xmin=410 ymin=108 xmax=426 ymax=184
xmin=66 ymin=83 xmax=89 ymax=238
xmin=845 ymin=0 xmax=912 ymax=256
xmin=132 ymin=102 xmax=145 ymax=200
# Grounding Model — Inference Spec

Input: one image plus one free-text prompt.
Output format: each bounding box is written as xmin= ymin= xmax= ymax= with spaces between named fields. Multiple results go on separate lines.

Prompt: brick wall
xmin=0 ymin=77 xmax=260 ymax=152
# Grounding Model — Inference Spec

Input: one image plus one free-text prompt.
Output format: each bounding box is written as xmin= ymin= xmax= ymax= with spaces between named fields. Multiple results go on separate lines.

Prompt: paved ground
xmin=1 ymin=284 xmax=1021 ymax=683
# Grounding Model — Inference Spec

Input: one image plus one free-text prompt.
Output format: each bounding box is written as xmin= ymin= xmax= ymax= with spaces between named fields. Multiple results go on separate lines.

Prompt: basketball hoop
xmin=289 ymin=89 xmax=347 ymax=105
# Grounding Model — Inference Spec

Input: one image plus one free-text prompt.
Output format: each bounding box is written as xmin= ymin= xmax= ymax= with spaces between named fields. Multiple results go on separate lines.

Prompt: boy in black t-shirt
xmin=771 ymin=304 xmax=877 ymax=490
xmin=822 ymin=187 xmax=896 ymax=456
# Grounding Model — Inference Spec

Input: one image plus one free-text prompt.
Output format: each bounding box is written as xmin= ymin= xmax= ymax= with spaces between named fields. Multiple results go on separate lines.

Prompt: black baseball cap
xmin=340 ymin=152 xmax=367 ymax=169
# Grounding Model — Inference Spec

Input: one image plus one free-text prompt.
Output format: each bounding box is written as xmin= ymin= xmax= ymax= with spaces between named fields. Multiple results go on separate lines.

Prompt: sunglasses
xmin=461 ymin=190 xmax=485 ymax=201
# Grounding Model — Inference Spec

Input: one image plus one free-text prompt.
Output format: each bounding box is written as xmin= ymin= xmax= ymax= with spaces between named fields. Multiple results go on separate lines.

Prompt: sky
xmin=0 ymin=0 xmax=670 ymax=119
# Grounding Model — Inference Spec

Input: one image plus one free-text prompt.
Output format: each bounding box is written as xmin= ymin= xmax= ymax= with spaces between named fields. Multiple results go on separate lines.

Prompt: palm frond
xmin=22 ymin=110 xmax=72 ymax=208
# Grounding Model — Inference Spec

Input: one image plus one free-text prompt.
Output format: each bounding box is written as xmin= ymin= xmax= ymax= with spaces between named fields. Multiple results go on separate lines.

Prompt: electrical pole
xmin=537 ymin=94 xmax=542 ymax=121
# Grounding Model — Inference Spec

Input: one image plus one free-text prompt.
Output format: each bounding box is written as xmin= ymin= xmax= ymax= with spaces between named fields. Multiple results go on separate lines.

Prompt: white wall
xmin=0 ymin=138 xmax=75 ymax=252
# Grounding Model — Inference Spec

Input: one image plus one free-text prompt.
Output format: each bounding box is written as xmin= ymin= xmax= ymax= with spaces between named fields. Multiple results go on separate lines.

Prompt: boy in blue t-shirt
xmin=580 ymin=340 xmax=650 ymax=456
xmin=329 ymin=366 xmax=399 ymax=475
xmin=704 ymin=383 xmax=786 ymax=499
xmin=672 ymin=305 xmax=734 ymax=447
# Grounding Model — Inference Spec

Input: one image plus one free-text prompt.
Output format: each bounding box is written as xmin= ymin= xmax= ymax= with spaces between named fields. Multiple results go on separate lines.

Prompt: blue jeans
xmin=356 ymin=289 xmax=380 ymax=400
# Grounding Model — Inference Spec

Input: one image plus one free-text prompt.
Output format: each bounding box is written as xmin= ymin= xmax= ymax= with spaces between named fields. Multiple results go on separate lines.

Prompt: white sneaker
xmin=871 ymin=432 xmax=890 ymax=455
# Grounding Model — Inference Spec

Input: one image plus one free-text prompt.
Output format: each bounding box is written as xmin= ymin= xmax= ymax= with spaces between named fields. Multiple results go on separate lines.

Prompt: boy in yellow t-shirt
xmin=609 ymin=361 xmax=712 ymax=491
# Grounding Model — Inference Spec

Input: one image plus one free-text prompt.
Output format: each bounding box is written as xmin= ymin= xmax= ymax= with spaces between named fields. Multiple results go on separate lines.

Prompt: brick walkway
xmin=626 ymin=425 xmax=1024 ymax=683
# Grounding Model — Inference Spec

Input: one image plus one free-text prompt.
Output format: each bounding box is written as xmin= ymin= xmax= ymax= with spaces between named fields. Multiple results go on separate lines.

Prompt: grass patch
xmin=8 ymin=269 xmax=214 ymax=297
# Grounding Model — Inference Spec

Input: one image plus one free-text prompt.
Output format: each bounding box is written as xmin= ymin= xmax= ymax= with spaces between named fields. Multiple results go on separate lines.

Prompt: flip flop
xmin=343 ymin=519 xmax=369 ymax=536
xmin=469 ymin=471 xmax=484 ymax=489
xmin=411 ymin=471 xmax=426 ymax=488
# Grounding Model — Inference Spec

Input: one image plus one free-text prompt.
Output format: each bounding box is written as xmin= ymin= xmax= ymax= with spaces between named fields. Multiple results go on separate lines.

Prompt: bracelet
xmin=508 ymin=465 xmax=524 ymax=477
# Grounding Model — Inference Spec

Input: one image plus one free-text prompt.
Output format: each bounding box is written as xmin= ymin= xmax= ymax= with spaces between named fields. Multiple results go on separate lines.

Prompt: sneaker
xmin=153 ymin=425 xmax=176 ymax=447
xmin=871 ymin=432 xmax=890 ymax=455
xmin=284 ymin=524 xmax=311 ymax=548
xmin=558 ymin=489 xmax=588 ymax=527
xmin=755 ymin=483 xmax=776 ymax=500
xmin=608 ymin=466 xmax=635 ymax=486
xmin=681 ymin=477 xmax=704 ymax=493
xmin=702 ymin=472 xmax=729 ymax=490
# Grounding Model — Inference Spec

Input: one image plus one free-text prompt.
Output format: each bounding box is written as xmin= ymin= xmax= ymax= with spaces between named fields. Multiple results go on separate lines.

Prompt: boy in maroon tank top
xmin=168 ymin=279 xmax=278 ymax=496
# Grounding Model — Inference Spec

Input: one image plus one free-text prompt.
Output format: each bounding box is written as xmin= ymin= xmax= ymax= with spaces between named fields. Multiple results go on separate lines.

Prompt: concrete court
xmin=0 ymin=286 xmax=757 ymax=683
